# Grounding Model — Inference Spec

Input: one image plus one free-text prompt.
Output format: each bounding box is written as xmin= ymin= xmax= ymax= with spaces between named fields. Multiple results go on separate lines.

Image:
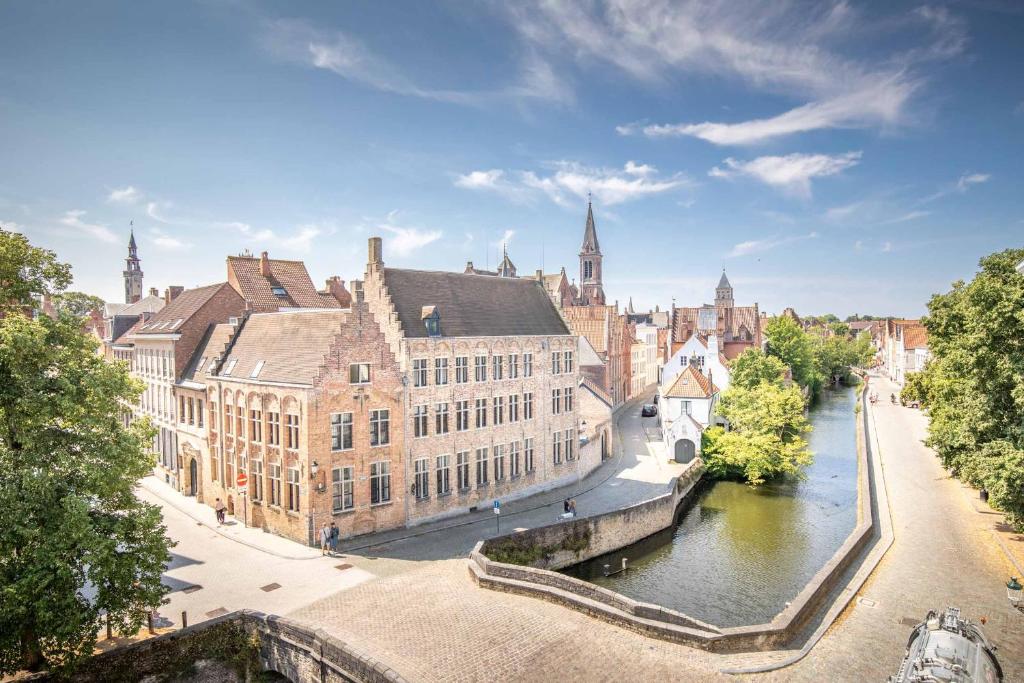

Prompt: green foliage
xmin=0 ymin=229 xmax=71 ymax=313
xmin=729 ymin=349 xmax=787 ymax=390
xmin=702 ymin=382 xmax=812 ymax=485
xmin=484 ymin=527 xmax=591 ymax=566
xmin=53 ymin=291 xmax=106 ymax=318
xmin=0 ymin=232 xmax=172 ymax=675
xmin=917 ymin=247 xmax=1024 ymax=531
xmin=814 ymin=332 xmax=875 ymax=385
xmin=901 ymin=367 xmax=930 ymax=407
xmin=765 ymin=315 xmax=821 ymax=392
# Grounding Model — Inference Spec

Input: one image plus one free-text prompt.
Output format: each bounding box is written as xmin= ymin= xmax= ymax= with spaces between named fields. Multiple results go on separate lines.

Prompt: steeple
xmin=626 ymin=297 xmax=635 ymax=315
xmin=497 ymin=244 xmax=517 ymax=278
xmin=715 ymin=269 xmax=733 ymax=309
xmin=577 ymin=196 xmax=606 ymax=306
xmin=123 ymin=223 xmax=144 ymax=304
xmin=717 ymin=270 xmax=730 ymax=289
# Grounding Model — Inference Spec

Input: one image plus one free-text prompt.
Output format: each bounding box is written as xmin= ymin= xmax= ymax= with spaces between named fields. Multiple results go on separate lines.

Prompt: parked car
xmin=641 ymin=404 xmax=658 ymax=417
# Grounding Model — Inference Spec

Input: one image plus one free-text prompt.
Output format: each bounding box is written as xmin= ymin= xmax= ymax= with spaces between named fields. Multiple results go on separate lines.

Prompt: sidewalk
xmin=953 ymin=465 xmax=1024 ymax=577
xmin=137 ymin=475 xmax=322 ymax=561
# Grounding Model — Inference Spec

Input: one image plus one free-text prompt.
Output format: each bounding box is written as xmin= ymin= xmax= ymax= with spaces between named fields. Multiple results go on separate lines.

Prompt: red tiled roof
xmin=902 ymin=323 xmax=928 ymax=350
xmin=227 ymin=255 xmax=339 ymax=311
xmin=664 ymin=365 xmax=719 ymax=399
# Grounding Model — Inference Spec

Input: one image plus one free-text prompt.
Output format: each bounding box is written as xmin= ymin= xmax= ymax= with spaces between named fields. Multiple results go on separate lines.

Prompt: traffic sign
xmin=493 ymin=500 xmax=500 ymax=514
xmin=237 ymin=471 xmax=248 ymax=490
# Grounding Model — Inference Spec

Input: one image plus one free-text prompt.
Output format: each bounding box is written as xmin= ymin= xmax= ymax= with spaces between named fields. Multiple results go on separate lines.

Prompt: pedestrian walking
xmin=214 ymin=498 xmax=226 ymax=525
xmin=329 ymin=522 xmax=339 ymax=555
xmin=569 ymin=499 xmax=577 ymax=517
xmin=563 ymin=498 xmax=570 ymax=514
xmin=319 ymin=523 xmax=331 ymax=556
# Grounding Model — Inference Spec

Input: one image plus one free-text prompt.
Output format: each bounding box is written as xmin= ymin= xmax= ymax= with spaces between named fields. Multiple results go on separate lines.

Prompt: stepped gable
xmin=381 ymin=267 xmax=569 ymax=338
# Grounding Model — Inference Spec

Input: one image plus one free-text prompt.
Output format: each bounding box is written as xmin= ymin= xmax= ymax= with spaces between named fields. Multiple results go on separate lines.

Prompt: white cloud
xmin=381 ymin=225 xmax=443 ymax=257
xmin=710 ymin=152 xmax=861 ymax=197
xmin=58 ymin=210 xmax=118 ymax=243
xmin=263 ymin=19 xmax=572 ymax=107
xmin=107 ymin=186 xmax=142 ymax=204
xmin=881 ymin=241 xmax=893 ymax=253
xmin=726 ymin=232 xmax=817 ymax=258
xmin=824 ymin=201 xmax=864 ymax=222
xmin=880 ymin=210 xmax=930 ymax=225
xmin=1 ymin=220 xmax=22 ymax=233
xmin=218 ymin=220 xmax=324 ymax=253
xmin=956 ymin=172 xmax=990 ymax=191
xmin=491 ymin=229 xmax=516 ymax=251
xmin=458 ymin=161 xmax=687 ymax=207
xmin=146 ymin=201 xmax=175 ymax=224
xmin=151 ymin=228 xmax=192 ymax=251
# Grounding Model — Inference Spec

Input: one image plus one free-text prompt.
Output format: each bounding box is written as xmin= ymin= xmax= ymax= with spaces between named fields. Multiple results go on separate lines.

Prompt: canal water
xmin=564 ymin=385 xmax=860 ymax=627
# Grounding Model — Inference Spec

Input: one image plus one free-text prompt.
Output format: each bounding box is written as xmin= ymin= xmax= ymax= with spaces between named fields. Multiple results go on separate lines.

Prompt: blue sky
xmin=1 ymin=1 xmax=1022 ymax=317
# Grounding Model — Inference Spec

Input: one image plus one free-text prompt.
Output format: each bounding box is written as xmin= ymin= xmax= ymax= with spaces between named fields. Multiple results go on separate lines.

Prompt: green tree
xmin=729 ymin=349 xmax=787 ymax=390
xmin=53 ymin=291 xmax=106 ymax=318
xmin=764 ymin=315 xmax=821 ymax=392
xmin=702 ymin=382 xmax=812 ymax=485
xmin=919 ymin=247 xmax=1024 ymax=530
xmin=0 ymin=230 xmax=171 ymax=675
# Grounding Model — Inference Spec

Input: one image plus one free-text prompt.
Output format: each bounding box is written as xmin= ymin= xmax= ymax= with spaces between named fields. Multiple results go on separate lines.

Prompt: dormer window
xmin=222 ymin=359 xmax=237 ymax=376
xmin=271 ymin=286 xmax=287 ymax=297
xmin=422 ymin=306 xmax=441 ymax=338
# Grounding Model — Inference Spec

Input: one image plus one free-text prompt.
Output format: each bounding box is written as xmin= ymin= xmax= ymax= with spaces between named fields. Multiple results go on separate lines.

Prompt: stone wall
xmin=30 ymin=611 xmax=407 ymax=683
xmin=472 ymin=385 xmax=880 ymax=653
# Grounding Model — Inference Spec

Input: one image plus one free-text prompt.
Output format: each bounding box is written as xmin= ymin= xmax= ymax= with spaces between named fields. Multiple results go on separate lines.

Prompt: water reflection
xmin=565 ymin=385 xmax=859 ymax=627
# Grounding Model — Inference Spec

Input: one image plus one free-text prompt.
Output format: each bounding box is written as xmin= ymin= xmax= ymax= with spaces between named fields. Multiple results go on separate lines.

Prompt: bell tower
xmin=123 ymin=226 xmax=144 ymax=303
xmin=578 ymin=198 xmax=605 ymax=306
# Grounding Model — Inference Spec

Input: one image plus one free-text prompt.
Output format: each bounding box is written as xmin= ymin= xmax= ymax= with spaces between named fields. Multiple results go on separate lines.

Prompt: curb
xmin=138 ymin=477 xmax=322 ymax=561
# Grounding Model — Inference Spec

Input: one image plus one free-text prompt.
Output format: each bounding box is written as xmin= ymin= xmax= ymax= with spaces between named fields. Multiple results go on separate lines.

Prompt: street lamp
xmin=1008 ymin=577 xmax=1022 ymax=609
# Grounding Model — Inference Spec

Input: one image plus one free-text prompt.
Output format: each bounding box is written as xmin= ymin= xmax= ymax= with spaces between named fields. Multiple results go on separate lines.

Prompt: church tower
xmin=123 ymin=228 xmax=144 ymax=303
xmin=578 ymin=199 xmax=605 ymax=306
xmin=715 ymin=270 xmax=734 ymax=308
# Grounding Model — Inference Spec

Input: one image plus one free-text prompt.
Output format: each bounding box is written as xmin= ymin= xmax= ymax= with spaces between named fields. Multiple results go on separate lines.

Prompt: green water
xmin=566 ymin=385 xmax=860 ymax=627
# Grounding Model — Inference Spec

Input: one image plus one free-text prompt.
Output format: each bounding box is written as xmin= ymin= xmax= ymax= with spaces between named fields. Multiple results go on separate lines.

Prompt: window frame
xmin=349 ymin=363 xmax=371 ymax=385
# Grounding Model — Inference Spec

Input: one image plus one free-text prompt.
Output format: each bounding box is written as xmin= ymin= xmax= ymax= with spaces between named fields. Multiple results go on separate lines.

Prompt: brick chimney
xmin=351 ymin=280 xmax=365 ymax=304
xmin=164 ymin=286 xmax=184 ymax=304
xmin=149 ymin=287 xmax=159 ymax=297
xmin=324 ymin=276 xmax=352 ymax=307
xmin=368 ymin=237 xmax=383 ymax=270
xmin=259 ymin=251 xmax=271 ymax=277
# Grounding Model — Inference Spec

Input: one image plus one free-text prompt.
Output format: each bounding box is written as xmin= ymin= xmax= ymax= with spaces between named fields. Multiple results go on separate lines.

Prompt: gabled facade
xmin=661 ymin=331 xmax=731 ymax=394
xmin=659 ymin=364 xmax=721 ymax=465
xmin=672 ymin=271 xmax=761 ymax=360
xmin=883 ymin=319 xmax=930 ymax=386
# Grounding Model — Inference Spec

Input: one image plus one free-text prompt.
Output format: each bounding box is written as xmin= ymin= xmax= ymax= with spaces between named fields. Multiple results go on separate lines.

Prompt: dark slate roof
xmin=136 ymin=283 xmax=229 ymax=334
xmin=219 ymin=310 xmax=348 ymax=384
xmin=718 ymin=270 xmax=731 ymax=289
xmin=180 ymin=323 xmax=235 ymax=383
xmin=383 ymin=268 xmax=570 ymax=338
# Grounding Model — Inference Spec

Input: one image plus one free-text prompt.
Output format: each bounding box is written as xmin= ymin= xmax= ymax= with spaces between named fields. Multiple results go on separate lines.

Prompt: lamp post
xmin=310 ymin=460 xmax=320 ymax=548
xmin=1008 ymin=577 xmax=1022 ymax=610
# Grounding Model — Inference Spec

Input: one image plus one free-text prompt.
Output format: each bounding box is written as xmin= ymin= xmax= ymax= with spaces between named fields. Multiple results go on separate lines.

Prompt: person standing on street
xmin=214 ymin=498 xmax=226 ymax=525
xmin=319 ymin=523 xmax=331 ymax=556
xmin=329 ymin=522 xmax=339 ymax=555
xmin=569 ymin=499 xmax=577 ymax=517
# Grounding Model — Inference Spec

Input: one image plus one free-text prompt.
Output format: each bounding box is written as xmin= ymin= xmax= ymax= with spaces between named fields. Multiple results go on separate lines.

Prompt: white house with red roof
xmin=661 ymin=329 xmax=731 ymax=392
xmin=658 ymin=364 xmax=721 ymax=464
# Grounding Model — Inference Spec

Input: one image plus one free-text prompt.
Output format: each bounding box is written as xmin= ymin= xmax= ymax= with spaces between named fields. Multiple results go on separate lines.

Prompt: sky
xmin=1 ymin=1 xmax=1022 ymax=318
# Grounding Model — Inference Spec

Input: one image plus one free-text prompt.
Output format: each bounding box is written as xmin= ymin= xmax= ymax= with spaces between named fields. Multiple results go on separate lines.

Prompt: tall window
xmin=492 ymin=355 xmax=503 ymax=380
xmin=413 ymin=358 xmax=428 ymax=387
xmin=524 ymin=353 xmax=533 ymax=377
xmin=251 ymin=458 xmax=263 ymax=501
xmin=413 ymin=404 xmax=429 ymax=438
xmin=584 ymin=260 xmax=593 ymax=279
xmin=414 ymin=458 xmax=430 ymax=500
xmin=474 ymin=355 xmax=487 ymax=382
xmin=525 ymin=438 xmax=535 ymax=472
xmin=331 ymin=412 xmax=353 ymax=450
xmin=349 ymin=363 xmax=370 ymax=384
xmin=225 ymin=404 xmax=233 ymax=435
xmin=553 ymin=436 xmax=563 ymax=465
xmin=565 ymin=429 xmax=576 ymax=461
xmin=285 ymin=414 xmax=299 ymax=449
xmin=551 ymin=388 xmax=562 ymax=415
xmin=197 ymin=399 xmax=204 ymax=428
xmin=236 ymin=409 xmax=244 ymax=440
xmin=565 ymin=351 xmax=574 ymax=374
xmin=565 ymin=387 xmax=574 ymax=412
xmin=493 ymin=444 xmax=505 ymax=482
xmin=269 ymin=463 xmax=282 ymax=506
xmin=455 ymin=356 xmax=469 ymax=383
xmin=250 ymin=409 xmax=262 ymax=443
xmin=286 ymin=467 xmax=301 ymax=511
xmin=509 ymin=354 xmax=519 ymax=379
xmin=435 ymin=357 xmax=449 ymax=385
xmin=188 ymin=397 xmax=195 ymax=425
xmin=267 ymin=411 xmax=281 ymax=446
xmin=211 ymin=445 xmax=220 ymax=482
xmin=475 ymin=448 xmax=489 ymax=487
xmin=509 ymin=394 xmax=519 ymax=422
xmin=435 ymin=403 xmax=450 ymax=435
xmin=510 ymin=441 xmax=521 ymax=478
xmin=524 ymin=392 xmax=534 ymax=420
xmin=179 ymin=396 xmax=186 ymax=423
xmin=370 ymin=461 xmax=391 ymax=504
xmin=552 ymin=351 xmax=562 ymax=375
xmin=370 ymin=409 xmax=390 ymax=446
xmin=436 ymin=454 xmax=451 ymax=496
xmin=682 ymin=400 xmax=692 ymax=415
xmin=456 ymin=400 xmax=470 ymax=431
xmin=493 ymin=396 xmax=505 ymax=425
xmin=456 ymin=451 xmax=470 ymax=491
xmin=475 ymin=398 xmax=488 ymax=428
xmin=332 ymin=466 xmax=354 ymax=512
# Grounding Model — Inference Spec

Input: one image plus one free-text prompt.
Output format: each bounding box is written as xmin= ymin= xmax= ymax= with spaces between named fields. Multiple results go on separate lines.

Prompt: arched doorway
xmin=189 ymin=458 xmax=198 ymax=496
xmin=674 ymin=438 xmax=696 ymax=464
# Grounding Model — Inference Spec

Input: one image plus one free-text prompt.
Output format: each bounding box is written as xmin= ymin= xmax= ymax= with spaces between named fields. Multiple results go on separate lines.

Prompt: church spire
xmin=580 ymin=194 xmax=601 ymax=254
xmin=123 ymin=223 xmax=144 ymax=304
xmin=577 ymin=197 xmax=606 ymax=306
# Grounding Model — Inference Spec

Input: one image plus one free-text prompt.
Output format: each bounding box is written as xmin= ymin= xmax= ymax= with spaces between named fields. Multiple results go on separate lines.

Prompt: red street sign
xmin=237 ymin=472 xmax=248 ymax=489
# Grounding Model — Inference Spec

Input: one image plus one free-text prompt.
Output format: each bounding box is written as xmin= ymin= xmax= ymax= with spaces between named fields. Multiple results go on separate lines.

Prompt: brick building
xmin=226 ymin=251 xmax=346 ymax=311
xmin=671 ymin=271 xmax=762 ymax=360
xmin=363 ymin=236 xmax=593 ymax=526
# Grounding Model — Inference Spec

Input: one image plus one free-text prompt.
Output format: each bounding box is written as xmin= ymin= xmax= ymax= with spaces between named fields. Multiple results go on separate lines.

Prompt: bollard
xmin=181 ymin=611 xmax=188 ymax=629
xmin=147 ymin=611 xmax=155 ymax=635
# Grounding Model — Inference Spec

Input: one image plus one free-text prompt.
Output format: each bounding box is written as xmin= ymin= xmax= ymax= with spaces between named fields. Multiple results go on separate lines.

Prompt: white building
xmin=630 ymin=322 xmax=660 ymax=397
xmin=659 ymin=364 xmax=720 ymax=464
xmin=883 ymin=319 xmax=930 ymax=386
xmin=662 ymin=331 xmax=731 ymax=392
